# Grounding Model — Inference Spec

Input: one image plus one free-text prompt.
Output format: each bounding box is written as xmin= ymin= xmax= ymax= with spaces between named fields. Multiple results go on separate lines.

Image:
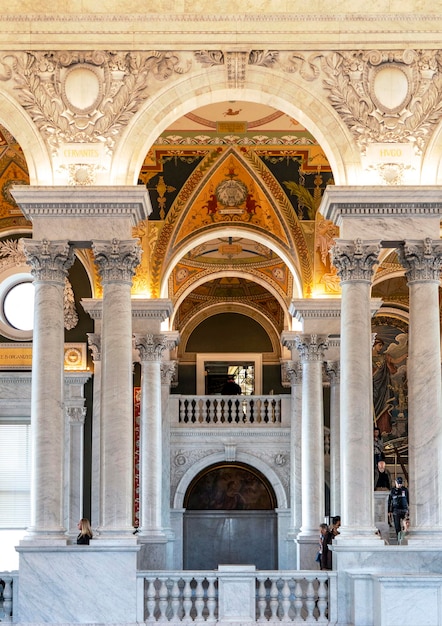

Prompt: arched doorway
xmin=183 ymin=462 xmax=278 ymax=570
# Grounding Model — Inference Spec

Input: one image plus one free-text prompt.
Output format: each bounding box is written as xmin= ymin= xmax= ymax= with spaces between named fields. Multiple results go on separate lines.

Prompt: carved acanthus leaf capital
xmin=282 ymin=360 xmax=302 ymax=385
xmin=87 ymin=333 xmax=101 ymax=362
xmin=161 ymin=360 xmax=177 ymax=386
xmin=331 ymin=239 xmax=380 ymax=283
xmin=92 ymin=239 xmax=141 ymax=284
xmin=295 ymin=334 xmax=329 ymax=362
xmin=399 ymin=238 xmax=442 ymax=283
xmin=135 ymin=333 xmax=168 ymax=362
xmin=325 ymin=360 xmax=340 ymax=384
xmin=22 ymin=239 xmax=75 ymax=284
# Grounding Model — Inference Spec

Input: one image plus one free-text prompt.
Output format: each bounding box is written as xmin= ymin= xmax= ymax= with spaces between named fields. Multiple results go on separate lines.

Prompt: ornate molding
xmin=92 ymin=238 xmax=141 ymax=284
xmin=399 ymin=237 xmax=442 ymax=283
xmin=331 ymin=239 xmax=380 ymax=283
xmin=0 ymin=50 xmax=194 ymax=156
xmin=295 ymin=333 xmax=329 ymax=362
xmin=22 ymin=239 xmax=75 ymax=284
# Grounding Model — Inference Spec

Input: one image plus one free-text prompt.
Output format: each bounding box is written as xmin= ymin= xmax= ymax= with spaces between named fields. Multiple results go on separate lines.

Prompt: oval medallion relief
xmin=62 ymin=64 xmax=102 ymax=115
xmin=371 ymin=64 xmax=411 ymax=114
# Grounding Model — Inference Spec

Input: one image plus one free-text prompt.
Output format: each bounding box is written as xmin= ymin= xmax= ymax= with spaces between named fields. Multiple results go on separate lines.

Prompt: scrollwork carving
xmin=0 ymin=50 xmax=193 ymax=155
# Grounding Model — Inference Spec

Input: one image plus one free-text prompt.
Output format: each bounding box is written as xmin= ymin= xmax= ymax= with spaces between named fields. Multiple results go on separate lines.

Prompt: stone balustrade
xmin=0 ymin=574 xmax=15 ymax=623
xmin=176 ymin=395 xmax=282 ymax=426
xmin=137 ymin=568 xmax=336 ymax=624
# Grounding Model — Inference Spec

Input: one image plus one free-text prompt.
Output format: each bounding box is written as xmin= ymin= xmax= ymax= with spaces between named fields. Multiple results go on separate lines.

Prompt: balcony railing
xmin=137 ymin=569 xmax=336 ymax=624
xmin=177 ymin=396 xmax=282 ymax=426
xmin=0 ymin=574 xmax=15 ymax=623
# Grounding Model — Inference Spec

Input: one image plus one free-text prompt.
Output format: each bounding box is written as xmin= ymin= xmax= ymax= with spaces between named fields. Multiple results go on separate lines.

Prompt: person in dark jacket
xmin=388 ymin=477 xmax=409 ymax=540
xmin=321 ymin=515 xmax=341 ymax=570
xmin=77 ymin=518 xmax=93 ymax=544
xmin=221 ymin=375 xmax=241 ymax=395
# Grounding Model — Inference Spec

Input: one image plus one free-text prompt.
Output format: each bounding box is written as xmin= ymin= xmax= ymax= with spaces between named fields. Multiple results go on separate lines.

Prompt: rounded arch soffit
xmin=160 ymin=226 xmax=303 ymax=299
xmin=111 ymin=65 xmax=360 ymax=187
xmin=170 ymin=269 xmax=292 ymax=331
xmin=173 ymin=451 xmax=288 ymax=510
xmin=0 ymin=90 xmax=52 ymax=185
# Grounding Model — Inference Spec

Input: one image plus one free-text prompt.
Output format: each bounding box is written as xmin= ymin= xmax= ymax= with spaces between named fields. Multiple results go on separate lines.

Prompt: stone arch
xmin=0 ymin=89 xmax=52 ymax=185
xmin=421 ymin=118 xmax=442 ymax=184
xmin=160 ymin=225 xmax=303 ymax=299
xmin=177 ymin=302 xmax=283 ymax=361
xmin=111 ymin=64 xmax=361 ymax=187
xmin=173 ymin=450 xmax=288 ymax=510
xmin=170 ymin=268 xmax=292 ymax=332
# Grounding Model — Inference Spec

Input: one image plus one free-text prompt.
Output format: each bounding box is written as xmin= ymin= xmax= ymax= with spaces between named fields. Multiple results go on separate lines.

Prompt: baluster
xmin=202 ymin=398 xmax=208 ymax=423
xmin=170 ymin=579 xmax=181 ymax=621
xmin=208 ymin=398 xmax=215 ymax=424
xmin=256 ymin=577 xmax=268 ymax=622
xmin=234 ymin=398 xmax=240 ymax=423
xmin=274 ymin=399 xmax=281 ymax=423
xmin=305 ymin=578 xmax=315 ymax=620
xmin=2 ymin=577 xmax=12 ymax=623
xmin=281 ymin=578 xmax=291 ymax=622
xmin=259 ymin=398 xmax=267 ymax=424
xmin=216 ymin=399 xmax=224 ymax=423
xmin=269 ymin=578 xmax=279 ymax=620
xmin=182 ymin=577 xmax=192 ymax=622
xmin=158 ymin=577 xmax=169 ymax=620
xmin=194 ymin=577 xmax=205 ymax=622
xmin=206 ymin=576 xmax=217 ymax=622
xmin=317 ymin=577 xmax=328 ymax=622
xmin=179 ymin=400 xmax=187 ymax=423
xmin=293 ymin=580 xmax=303 ymax=620
xmin=146 ymin=578 xmax=158 ymax=623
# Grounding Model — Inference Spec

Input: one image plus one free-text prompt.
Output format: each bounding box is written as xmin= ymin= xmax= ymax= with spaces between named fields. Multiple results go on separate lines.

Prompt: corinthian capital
xmin=161 ymin=360 xmax=177 ymax=386
xmin=331 ymin=239 xmax=380 ymax=283
xmin=399 ymin=238 xmax=442 ymax=284
xmin=22 ymin=239 xmax=75 ymax=284
xmin=135 ymin=333 xmax=168 ymax=362
xmin=295 ymin=334 xmax=329 ymax=362
xmin=283 ymin=360 xmax=302 ymax=385
xmin=87 ymin=333 xmax=101 ymax=362
xmin=92 ymin=239 xmax=141 ymax=284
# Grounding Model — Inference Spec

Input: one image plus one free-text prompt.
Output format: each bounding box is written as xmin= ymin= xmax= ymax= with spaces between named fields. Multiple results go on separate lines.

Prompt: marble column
xmin=92 ymin=239 xmax=141 ymax=539
xmin=22 ymin=239 xmax=75 ymax=540
xmin=284 ymin=358 xmax=302 ymax=567
xmin=65 ymin=405 xmax=86 ymax=536
xmin=399 ymin=238 xmax=442 ymax=542
xmin=294 ymin=334 xmax=328 ymax=567
xmin=331 ymin=239 xmax=380 ymax=542
xmin=134 ymin=334 xmax=169 ymax=539
xmin=325 ymin=360 xmax=341 ymax=518
xmin=87 ymin=333 xmax=101 ymax=529
xmin=161 ymin=360 xmax=177 ymax=538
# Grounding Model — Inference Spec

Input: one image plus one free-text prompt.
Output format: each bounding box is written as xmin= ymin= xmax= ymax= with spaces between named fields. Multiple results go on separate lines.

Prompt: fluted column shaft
xmin=135 ymin=334 xmax=168 ymax=537
xmin=332 ymin=240 xmax=379 ymax=540
xmin=296 ymin=334 xmax=328 ymax=536
xmin=22 ymin=239 xmax=75 ymax=538
xmin=399 ymin=239 xmax=442 ymax=540
xmin=92 ymin=239 xmax=141 ymax=537
xmin=326 ymin=361 xmax=341 ymax=517
xmin=285 ymin=361 xmax=302 ymax=537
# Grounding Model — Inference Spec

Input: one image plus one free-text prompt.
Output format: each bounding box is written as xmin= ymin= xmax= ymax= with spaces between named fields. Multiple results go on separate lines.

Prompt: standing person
xmin=316 ymin=523 xmax=328 ymax=569
xmin=221 ymin=375 xmax=242 ymax=395
xmin=321 ymin=516 xmax=341 ymax=570
xmin=388 ymin=477 xmax=409 ymax=541
xmin=373 ymin=427 xmax=384 ymax=468
xmin=374 ymin=458 xmax=391 ymax=491
xmin=77 ymin=518 xmax=93 ymax=545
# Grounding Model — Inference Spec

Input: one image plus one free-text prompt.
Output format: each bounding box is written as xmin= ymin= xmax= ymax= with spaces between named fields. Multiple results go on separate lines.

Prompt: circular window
xmin=3 ymin=281 xmax=34 ymax=331
xmin=0 ymin=272 xmax=34 ymax=341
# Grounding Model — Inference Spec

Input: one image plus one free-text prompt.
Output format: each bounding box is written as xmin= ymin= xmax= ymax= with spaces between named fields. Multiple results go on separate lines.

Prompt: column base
xmin=137 ymin=535 xmax=168 ymax=569
xmin=407 ymin=528 xmax=442 ymax=545
xmin=296 ymin=533 xmax=320 ymax=570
